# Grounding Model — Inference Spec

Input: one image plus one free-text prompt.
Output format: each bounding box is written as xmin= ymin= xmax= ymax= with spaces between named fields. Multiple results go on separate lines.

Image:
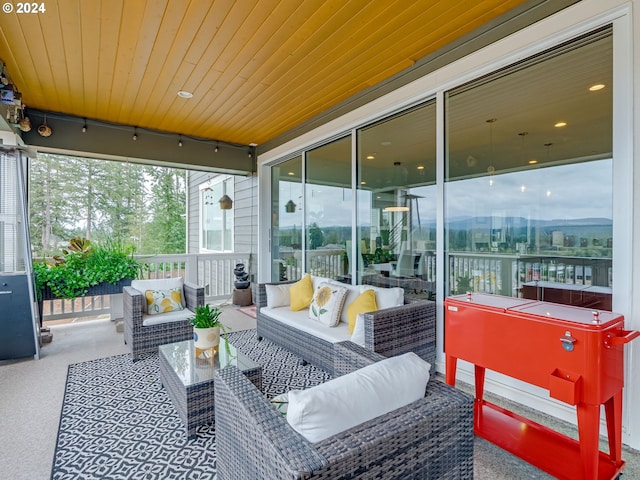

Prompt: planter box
xmin=39 ymin=278 xmax=133 ymax=301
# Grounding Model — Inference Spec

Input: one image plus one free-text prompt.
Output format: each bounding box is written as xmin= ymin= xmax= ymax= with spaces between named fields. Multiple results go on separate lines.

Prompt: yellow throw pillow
xmin=289 ymin=274 xmax=314 ymax=311
xmin=347 ymin=289 xmax=377 ymax=334
xmin=145 ymin=288 xmax=185 ymax=315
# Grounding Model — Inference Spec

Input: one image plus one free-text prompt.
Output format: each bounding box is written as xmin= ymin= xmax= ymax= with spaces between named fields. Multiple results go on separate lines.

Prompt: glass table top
xmin=159 ymin=337 xmax=259 ymax=387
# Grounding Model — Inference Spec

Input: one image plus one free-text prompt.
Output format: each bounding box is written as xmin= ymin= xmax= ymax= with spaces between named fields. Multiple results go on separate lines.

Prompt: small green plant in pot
xmin=188 ymin=304 xmax=230 ymax=352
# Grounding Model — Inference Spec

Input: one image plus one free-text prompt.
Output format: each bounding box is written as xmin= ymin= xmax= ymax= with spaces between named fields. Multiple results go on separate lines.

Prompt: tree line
xmin=29 ymin=153 xmax=186 ymax=257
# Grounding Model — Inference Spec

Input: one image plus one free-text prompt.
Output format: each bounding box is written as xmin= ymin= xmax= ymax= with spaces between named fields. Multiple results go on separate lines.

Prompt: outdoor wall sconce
xmin=219 ymin=194 xmax=233 ymax=210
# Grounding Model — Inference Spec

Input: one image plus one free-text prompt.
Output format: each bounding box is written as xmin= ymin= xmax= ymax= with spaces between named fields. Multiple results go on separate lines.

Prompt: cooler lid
xmin=510 ymin=302 xmax=622 ymax=327
xmin=445 ymin=293 xmax=537 ymax=311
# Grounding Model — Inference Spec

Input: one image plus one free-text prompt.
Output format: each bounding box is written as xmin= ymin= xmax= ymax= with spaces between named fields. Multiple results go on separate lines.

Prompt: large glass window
xmin=201 ymin=177 xmax=234 ymax=252
xmin=356 ymin=102 xmax=437 ymax=298
xmin=305 ymin=136 xmax=352 ymax=280
xmin=271 ymin=156 xmax=303 ymax=281
xmin=445 ymin=27 xmax=613 ymax=309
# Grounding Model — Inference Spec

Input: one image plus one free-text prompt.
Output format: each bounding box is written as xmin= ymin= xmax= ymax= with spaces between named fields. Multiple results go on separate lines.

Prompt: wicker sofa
xmin=255 ymin=278 xmax=436 ymax=375
xmin=215 ymin=341 xmax=474 ymax=479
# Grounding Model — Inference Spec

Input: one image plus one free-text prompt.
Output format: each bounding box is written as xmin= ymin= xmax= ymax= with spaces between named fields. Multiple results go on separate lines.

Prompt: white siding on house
xmin=187 ymin=171 xmax=258 ymax=281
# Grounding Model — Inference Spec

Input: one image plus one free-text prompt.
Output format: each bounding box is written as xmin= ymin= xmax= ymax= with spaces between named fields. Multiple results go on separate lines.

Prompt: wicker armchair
xmin=123 ymin=279 xmax=204 ymax=360
xmin=215 ymin=341 xmax=474 ymax=480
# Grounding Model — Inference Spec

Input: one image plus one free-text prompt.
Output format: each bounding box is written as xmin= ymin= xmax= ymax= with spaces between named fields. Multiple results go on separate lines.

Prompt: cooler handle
xmin=604 ymin=330 xmax=640 ymax=348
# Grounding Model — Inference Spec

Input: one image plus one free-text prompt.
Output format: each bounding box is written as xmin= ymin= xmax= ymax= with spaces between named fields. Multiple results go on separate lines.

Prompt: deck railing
xmin=41 ymin=249 xmax=612 ymax=322
xmin=40 ymin=252 xmax=251 ymax=323
xmin=448 ymin=252 xmax=612 ymax=296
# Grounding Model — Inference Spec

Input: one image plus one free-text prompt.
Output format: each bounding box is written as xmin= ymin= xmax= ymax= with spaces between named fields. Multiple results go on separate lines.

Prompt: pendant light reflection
xmin=285 ymin=181 xmax=296 ymax=213
xmin=285 ymin=199 xmax=296 ymax=213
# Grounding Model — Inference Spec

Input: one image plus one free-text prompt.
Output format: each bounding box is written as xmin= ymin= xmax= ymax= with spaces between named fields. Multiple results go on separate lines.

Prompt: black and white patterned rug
xmin=51 ymin=329 xmax=331 ymax=480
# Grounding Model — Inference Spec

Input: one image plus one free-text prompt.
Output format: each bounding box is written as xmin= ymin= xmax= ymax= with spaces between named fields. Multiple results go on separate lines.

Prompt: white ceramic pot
xmin=193 ymin=326 xmax=220 ymax=349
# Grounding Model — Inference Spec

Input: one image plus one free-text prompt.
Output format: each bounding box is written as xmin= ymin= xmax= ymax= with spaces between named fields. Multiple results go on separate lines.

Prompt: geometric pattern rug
xmin=50 ymin=329 xmax=331 ymax=480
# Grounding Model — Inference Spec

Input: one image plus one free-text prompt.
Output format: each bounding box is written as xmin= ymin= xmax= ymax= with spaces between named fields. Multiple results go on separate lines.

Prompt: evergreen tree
xmin=140 ymin=167 xmax=186 ymax=254
xmin=29 ymin=154 xmax=186 ymax=256
xmin=29 ymin=153 xmax=76 ymax=256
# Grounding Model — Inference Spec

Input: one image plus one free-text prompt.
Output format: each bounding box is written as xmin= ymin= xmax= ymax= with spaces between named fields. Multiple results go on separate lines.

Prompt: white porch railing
xmin=40 ymin=253 xmax=251 ymax=323
xmin=277 ymin=248 xmax=345 ymax=282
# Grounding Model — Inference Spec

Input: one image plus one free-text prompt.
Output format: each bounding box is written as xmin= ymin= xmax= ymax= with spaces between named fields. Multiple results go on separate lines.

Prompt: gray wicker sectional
xmin=255 ymin=280 xmax=436 ymax=375
xmin=215 ymin=340 xmax=474 ymax=479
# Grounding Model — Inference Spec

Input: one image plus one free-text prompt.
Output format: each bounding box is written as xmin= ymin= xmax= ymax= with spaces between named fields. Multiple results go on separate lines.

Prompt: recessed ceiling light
xmin=288 ymin=172 xmax=294 ymax=175
xmin=528 ymin=159 xmax=538 ymax=165
xmin=177 ymin=90 xmax=193 ymax=98
xmin=554 ymin=122 xmax=567 ymax=128
xmin=589 ymin=84 xmax=605 ymax=91
xmin=366 ymin=155 xmax=375 ymax=160
xmin=360 ymin=181 xmax=366 ymax=185
xmin=417 ymin=165 xmax=425 ymax=170
xmin=381 ymin=141 xmax=392 ymax=147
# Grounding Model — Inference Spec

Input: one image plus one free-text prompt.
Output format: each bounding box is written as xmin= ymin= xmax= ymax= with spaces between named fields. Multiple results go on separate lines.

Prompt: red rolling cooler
xmin=444 ymin=292 xmax=639 ymax=480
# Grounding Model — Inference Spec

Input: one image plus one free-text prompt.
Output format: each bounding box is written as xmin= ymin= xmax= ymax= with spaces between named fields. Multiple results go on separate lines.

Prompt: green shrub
xmin=33 ymin=237 xmax=141 ymax=300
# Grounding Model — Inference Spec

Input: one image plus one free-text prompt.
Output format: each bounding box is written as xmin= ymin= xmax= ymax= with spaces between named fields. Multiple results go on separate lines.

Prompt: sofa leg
xmin=257 ymin=336 xmax=263 ymax=341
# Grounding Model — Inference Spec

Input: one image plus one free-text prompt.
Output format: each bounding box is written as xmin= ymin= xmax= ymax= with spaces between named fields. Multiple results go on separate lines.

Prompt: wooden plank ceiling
xmin=0 ymin=0 xmax=527 ymax=146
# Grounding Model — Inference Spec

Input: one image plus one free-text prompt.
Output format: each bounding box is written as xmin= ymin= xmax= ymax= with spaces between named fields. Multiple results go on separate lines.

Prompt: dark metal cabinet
xmin=0 ymin=273 xmax=37 ymax=360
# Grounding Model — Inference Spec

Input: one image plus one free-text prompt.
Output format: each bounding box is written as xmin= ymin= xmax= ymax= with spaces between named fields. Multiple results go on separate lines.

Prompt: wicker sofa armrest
xmin=363 ymin=299 xmax=436 ymax=368
xmin=255 ymin=280 xmax=298 ymax=309
xmin=123 ymin=285 xmax=145 ymax=329
xmin=333 ymin=341 xmax=385 ymax=377
xmin=183 ymin=282 xmax=204 ymax=310
xmin=312 ymin=379 xmax=474 ymax=479
xmin=214 ymin=367 xmax=327 ymax=480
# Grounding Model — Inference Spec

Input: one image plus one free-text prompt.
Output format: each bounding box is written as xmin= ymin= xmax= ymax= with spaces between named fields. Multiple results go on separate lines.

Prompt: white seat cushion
xmin=141 ymin=308 xmax=192 ymax=326
xmin=261 ymin=307 xmax=351 ymax=344
xmin=286 ymin=352 xmax=431 ymax=443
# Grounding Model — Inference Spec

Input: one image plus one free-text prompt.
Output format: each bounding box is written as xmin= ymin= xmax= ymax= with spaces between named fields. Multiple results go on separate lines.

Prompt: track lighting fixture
xmin=178 ymin=135 xmax=183 ymax=147
xmin=82 ymin=119 xmax=87 ymax=133
xmin=215 ymin=142 xmax=219 ymax=153
xmin=133 ymin=127 xmax=138 ymax=141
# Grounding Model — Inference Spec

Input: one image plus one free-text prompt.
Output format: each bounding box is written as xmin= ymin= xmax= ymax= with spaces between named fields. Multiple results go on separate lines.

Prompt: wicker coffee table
xmin=159 ymin=337 xmax=262 ymax=438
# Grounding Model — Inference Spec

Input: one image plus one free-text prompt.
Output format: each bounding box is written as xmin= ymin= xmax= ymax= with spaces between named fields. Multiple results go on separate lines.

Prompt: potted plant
xmin=33 ymin=236 xmax=142 ymax=300
xmin=188 ymin=304 xmax=230 ymax=351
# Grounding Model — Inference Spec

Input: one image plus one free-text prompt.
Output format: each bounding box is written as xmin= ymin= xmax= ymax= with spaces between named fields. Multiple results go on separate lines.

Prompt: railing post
xmin=186 ymin=255 xmax=199 ymax=285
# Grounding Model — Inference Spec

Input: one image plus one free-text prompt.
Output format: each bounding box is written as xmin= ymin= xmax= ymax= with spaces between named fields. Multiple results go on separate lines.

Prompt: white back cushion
xmin=286 ymin=352 xmax=431 ymax=443
xmin=265 ymin=283 xmax=291 ymax=308
xmin=359 ymin=285 xmax=404 ymax=310
xmin=131 ymin=277 xmax=185 ymax=307
xmin=350 ymin=313 xmax=365 ymax=346
xmin=311 ymin=275 xmax=332 ymax=291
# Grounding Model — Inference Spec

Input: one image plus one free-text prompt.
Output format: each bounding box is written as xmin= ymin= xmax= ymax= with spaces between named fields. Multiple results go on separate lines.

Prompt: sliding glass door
xmin=356 ymin=102 xmax=437 ymax=296
xmin=270 ymin=156 xmax=303 ymax=282
xmin=444 ymin=27 xmax=613 ymax=308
